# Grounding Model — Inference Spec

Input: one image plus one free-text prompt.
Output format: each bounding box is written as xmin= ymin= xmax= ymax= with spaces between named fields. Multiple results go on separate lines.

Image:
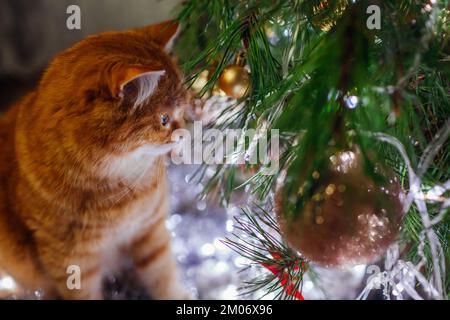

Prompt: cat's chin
xmin=98 ymin=143 xmax=178 ymax=181
xmin=141 ymin=142 xmax=178 ymax=156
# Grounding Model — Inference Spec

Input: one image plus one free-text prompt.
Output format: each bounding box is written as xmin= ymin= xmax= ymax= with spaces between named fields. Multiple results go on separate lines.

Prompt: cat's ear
xmin=136 ymin=20 xmax=180 ymax=51
xmin=109 ymin=65 xmax=165 ymax=105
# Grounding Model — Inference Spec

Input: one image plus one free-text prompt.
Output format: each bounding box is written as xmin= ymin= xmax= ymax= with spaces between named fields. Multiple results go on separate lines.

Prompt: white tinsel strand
xmin=364 ymin=119 xmax=450 ymax=300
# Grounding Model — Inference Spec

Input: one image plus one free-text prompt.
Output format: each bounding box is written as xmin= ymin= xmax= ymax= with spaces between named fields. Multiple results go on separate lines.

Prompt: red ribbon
xmin=261 ymin=252 xmax=305 ymax=300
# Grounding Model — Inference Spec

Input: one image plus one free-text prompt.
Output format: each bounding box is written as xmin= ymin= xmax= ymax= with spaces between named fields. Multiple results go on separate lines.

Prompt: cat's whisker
xmin=106 ymin=158 xmax=155 ymax=209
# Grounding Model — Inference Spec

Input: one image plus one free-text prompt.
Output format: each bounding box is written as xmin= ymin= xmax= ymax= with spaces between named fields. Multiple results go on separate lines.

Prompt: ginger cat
xmin=0 ymin=20 xmax=190 ymax=299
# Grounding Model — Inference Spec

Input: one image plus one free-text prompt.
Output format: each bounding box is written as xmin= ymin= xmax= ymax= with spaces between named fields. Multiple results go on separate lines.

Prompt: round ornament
xmin=218 ymin=65 xmax=251 ymax=99
xmin=276 ymin=148 xmax=404 ymax=267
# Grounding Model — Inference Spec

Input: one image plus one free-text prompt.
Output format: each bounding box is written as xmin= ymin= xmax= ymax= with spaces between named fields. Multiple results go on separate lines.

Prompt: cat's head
xmin=35 ymin=20 xmax=188 ymax=164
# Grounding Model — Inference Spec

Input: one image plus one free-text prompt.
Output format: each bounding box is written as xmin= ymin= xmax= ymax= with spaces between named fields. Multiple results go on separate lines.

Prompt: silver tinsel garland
xmin=1 ymin=117 xmax=448 ymax=299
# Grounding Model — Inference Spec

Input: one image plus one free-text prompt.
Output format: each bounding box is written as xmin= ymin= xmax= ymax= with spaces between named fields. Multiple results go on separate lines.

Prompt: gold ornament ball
xmin=275 ymin=148 xmax=404 ymax=268
xmin=311 ymin=0 xmax=348 ymax=32
xmin=191 ymin=70 xmax=210 ymax=95
xmin=218 ymin=65 xmax=251 ymax=99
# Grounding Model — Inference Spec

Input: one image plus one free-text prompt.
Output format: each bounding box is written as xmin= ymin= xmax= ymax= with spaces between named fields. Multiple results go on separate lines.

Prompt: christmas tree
xmin=175 ymin=0 xmax=449 ymax=300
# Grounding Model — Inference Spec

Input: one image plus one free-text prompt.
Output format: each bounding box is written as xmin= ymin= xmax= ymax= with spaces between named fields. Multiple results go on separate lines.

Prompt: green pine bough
xmin=175 ymin=0 xmax=450 ymax=299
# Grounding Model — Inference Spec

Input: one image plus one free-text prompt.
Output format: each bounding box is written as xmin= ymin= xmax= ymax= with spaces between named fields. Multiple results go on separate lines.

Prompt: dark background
xmin=0 ymin=0 xmax=180 ymax=110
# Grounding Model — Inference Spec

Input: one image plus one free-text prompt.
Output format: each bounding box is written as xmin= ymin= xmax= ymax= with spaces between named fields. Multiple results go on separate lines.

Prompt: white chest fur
xmin=97 ymin=185 xmax=167 ymax=272
xmin=114 ymin=188 xmax=165 ymax=244
xmin=99 ymin=144 xmax=175 ymax=183
xmin=95 ymin=146 xmax=170 ymax=271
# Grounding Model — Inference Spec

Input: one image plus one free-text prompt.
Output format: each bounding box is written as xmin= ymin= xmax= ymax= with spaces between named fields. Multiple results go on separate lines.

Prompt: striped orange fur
xmin=0 ymin=20 xmax=190 ymax=299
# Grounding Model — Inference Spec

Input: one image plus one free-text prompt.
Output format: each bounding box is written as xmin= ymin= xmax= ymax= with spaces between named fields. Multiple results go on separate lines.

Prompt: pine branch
xmin=177 ymin=0 xmax=450 ymax=298
xmin=222 ymin=206 xmax=308 ymax=299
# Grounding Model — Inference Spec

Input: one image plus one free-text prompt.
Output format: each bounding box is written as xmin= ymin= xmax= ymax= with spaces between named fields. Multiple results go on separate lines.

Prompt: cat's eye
xmin=161 ymin=114 xmax=170 ymax=127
